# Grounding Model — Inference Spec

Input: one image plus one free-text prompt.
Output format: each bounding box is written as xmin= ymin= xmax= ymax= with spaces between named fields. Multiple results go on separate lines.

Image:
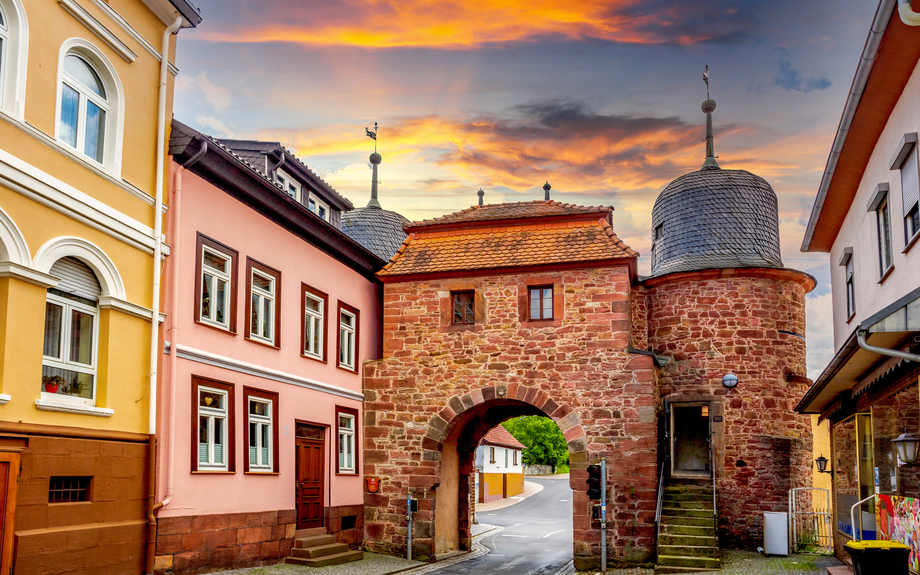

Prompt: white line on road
xmin=559 ymin=499 xmax=568 ymax=502
xmin=543 ymin=529 xmax=565 ymax=538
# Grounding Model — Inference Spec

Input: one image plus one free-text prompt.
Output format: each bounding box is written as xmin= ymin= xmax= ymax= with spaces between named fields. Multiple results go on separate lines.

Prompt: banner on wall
xmin=877 ymin=494 xmax=920 ymax=571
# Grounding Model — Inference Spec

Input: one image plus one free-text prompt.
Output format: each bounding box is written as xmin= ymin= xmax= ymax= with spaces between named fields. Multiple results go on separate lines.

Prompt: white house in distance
xmin=795 ymin=0 xmax=920 ymax=563
xmin=475 ymin=426 xmax=526 ymax=503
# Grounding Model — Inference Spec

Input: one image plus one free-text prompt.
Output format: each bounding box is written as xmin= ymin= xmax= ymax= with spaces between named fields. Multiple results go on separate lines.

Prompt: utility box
xmin=764 ymin=512 xmax=789 ymax=556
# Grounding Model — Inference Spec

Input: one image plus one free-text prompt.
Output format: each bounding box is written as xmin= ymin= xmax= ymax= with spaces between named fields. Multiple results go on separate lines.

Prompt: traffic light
xmin=586 ymin=464 xmax=602 ymax=500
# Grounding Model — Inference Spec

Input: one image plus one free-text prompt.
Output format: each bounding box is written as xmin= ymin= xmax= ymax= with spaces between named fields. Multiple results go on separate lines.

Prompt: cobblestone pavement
xmin=576 ymin=550 xmax=843 ymax=575
xmin=211 ymin=552 xmax=423 ymax=575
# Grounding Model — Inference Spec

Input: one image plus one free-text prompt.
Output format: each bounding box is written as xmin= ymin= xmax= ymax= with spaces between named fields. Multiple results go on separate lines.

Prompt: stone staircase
xmin=656 ymin=479 xmax=720 ymax=573
xmin=284 ymin=527 xmax=363 ymax=567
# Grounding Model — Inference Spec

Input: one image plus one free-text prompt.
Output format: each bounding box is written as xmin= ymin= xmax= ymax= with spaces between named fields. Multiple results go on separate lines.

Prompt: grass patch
xmin=555 ymin=464 xmax=570 ymax=474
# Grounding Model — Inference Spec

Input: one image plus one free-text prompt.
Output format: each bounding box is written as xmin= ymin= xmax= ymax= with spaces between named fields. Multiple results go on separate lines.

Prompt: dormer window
xmin=308 ymin=196 xmax=330 ymax=222
xmin=275 ymin=169 xmax=299 ymax=201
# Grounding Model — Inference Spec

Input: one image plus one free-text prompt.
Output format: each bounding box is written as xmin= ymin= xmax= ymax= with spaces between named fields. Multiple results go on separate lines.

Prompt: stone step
xmin=661 ymin=499 xmax=714 ymax=510
xmin=295 ymin=534 xmax=338 ymax=548
xmin=658 ymin=545 xmax=719 ymax=559
xmin=658 ymin=533 xmax=717 ymax=547
xmin=826 ymin=566 xmax=852 ymax=575
xmin=660 ymin=515 xmax=714 ymax=527
xmin=660 ymin=524 xmax=715 ymax=536
xmin=655 ymin=566 xmax=720 ymax=574
xmin=294 ymin=527 xmax=328 ymax=538
xmin=291 ymin=543 xmax=351 ymax=559
xmin=662 ymin=492 xmax=715 ymax=502
xmin=661 ymin=507 xmax=715 ymax=518
xmin=285 ymin=550 xmax=363 ymax=567
xmin=657 ymin=554 xmax=721 ymax=569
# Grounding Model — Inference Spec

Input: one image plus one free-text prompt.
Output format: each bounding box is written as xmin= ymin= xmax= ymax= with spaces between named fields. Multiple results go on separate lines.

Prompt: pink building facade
xmin=153 ymin=121 xmax=384 ymax=574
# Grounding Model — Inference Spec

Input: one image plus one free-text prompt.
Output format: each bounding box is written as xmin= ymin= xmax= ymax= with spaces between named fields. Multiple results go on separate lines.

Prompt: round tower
xmin=341 ymin=150 xmax=410 ymax=262
xmin=645 ymin=95 xmax=816 ymax=549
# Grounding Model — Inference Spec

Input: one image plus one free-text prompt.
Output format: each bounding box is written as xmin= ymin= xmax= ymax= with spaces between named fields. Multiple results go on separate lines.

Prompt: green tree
xmin=502 ymin=416 xmax=568 ymax=471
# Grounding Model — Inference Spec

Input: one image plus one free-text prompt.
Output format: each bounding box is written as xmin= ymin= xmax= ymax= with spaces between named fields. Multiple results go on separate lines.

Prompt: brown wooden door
xmin=296 ymin=438 xmax=324 ymax=528
xmin=0 ymin=453 xmax=20 ymax=575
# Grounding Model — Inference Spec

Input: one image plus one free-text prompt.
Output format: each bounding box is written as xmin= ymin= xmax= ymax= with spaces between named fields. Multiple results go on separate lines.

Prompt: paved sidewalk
xmin=575 ymin=550 xmax=843 ymax=575
xmin=474 ymin=480 xmax=544 ymax=512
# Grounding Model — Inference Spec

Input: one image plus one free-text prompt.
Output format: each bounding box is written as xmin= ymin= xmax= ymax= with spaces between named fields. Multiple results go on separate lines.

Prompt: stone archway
xmin=420 ymin=384 xmax=586 ymax=557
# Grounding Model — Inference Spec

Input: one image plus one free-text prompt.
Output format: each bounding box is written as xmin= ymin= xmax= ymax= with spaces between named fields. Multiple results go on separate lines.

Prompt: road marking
xmin=559 ymin=499 xmax=568 ymax=502
xmin=543 ymin=529 xmax=565 ymax=538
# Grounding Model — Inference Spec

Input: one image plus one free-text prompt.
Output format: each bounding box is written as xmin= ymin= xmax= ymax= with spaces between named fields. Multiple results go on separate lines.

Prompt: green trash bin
xmin=845 ymin=540 xmax=911 ymax=575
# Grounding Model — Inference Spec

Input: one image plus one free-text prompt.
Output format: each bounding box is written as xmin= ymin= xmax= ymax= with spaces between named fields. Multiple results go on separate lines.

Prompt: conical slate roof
xmin=341 ymin=207 xmax=409 ymax=262
xmin=650 ymin=168 xmax=783 ymax=277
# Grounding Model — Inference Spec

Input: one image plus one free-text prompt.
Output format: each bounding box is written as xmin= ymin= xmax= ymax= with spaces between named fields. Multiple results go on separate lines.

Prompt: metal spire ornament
xmin=366 ymin=122 xmax=382 ymax=208
xmin=365 ymin=121 xmax=378 ymax=152
xmin=701 ymin=65 xmax=721 ymax=171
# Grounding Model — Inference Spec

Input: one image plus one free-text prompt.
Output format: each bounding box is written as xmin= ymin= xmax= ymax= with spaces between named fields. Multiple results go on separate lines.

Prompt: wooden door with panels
xmin=295 ymin=423 xmax=325 ymax=529
xmin=0 ymin=452 xmax=19 ymax=575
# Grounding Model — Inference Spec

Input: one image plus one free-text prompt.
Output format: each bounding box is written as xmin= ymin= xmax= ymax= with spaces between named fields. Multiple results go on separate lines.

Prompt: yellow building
xmin=0 ymin=0 xmax=199 ymax=573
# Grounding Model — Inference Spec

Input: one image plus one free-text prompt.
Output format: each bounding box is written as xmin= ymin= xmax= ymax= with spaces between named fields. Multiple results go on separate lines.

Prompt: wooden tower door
xmin=0 ymin=452 xmax=20 ymax=575
xmin=295 ymin=425 xmax=325 ymax=529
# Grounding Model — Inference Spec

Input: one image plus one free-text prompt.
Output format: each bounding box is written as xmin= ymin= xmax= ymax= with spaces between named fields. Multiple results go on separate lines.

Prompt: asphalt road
xmin=435 ymin=476 xmax=574 ymax=575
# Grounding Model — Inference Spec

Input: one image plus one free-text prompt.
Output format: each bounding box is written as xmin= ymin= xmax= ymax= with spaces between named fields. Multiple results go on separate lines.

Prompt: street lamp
xmin=815 ymin=454 xmax=833 ymax=475
xmin=892 ymin=430 xmax=920 ymax=465
xmin=722 ymin=373 xmax=738 ymax=389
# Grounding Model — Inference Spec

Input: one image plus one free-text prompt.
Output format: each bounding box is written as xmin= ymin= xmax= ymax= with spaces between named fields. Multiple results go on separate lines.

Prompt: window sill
xmin=301 ymin=353 xmax=327 ymax=364
xmin=878 ymin=264 xmax=895 ymax=284
xmin=35 ymin=399 xmax=113 ymax=417
xmin=0 ymin=394 xmax=9 ymax=405
xmin=904 ymin=231 xmax=920 ymax=254
xmin=337 ymin=364 xmax=359 ymax=374
xmin=522 ymin=318 xmax=562 ymax=328
xmin=245 ymin=335 xmax=280 ymax=350
xmin=336 ymin=472 xmax=359 ymax=476
xmin=846 ymin=312 xmax=856 ymax=324
xmin=191 ymin=470 xmax=235 ymax=474
xmin=195 ymin=319 xmax=237 ymax=336
xmin=244 ymin=471 xmax=279 ymax=475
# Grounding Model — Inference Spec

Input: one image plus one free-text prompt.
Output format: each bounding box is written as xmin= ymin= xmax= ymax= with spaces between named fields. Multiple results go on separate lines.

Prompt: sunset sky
xmin=173 ymin=0 xmax=881 ymax=378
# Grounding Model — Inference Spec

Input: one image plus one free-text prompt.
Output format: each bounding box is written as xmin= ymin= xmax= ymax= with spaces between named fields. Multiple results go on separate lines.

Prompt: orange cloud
xmin=198 ymin=0 xmax=751 ymax=48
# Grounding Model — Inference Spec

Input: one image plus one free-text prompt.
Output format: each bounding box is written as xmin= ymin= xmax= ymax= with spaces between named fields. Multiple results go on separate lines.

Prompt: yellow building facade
xmin=0 ymin=0 xmax=199 ymax=573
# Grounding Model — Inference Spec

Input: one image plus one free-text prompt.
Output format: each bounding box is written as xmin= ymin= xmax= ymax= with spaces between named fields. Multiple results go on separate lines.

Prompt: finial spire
xmin=477 ymin=188 xmax=484 ymax=206
xmin=543 ymin=181 xmax=551 ymax=201
xmin=367 ymin=122 xmax=382 ymax=208
xmin=701 ymin=66 xmax=721 ymax=170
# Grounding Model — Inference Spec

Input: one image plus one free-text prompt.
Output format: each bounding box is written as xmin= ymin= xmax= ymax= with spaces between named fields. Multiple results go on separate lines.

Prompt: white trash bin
xmin=764 ymin=511 xmax=789 ymax=556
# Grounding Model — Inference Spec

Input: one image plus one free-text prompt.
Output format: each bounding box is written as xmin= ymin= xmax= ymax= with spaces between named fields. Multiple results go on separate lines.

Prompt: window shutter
xmin=50 ymin=257 xmax=101 ymax=301
xmin=902 ymin=146 xmax=920 ymax=217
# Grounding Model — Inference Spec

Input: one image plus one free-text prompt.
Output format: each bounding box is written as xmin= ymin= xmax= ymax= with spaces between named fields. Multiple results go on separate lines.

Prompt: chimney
xmin=543 ymin=181 xmax=551 ymax=201
xmin=477 ymin=188 xmax=485 ymax=206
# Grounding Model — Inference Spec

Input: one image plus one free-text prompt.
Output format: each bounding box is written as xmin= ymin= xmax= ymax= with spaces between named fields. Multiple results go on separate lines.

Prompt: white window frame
xmin=58 ymin=52 xmax=109 ymax=166
xmin=41 ymin=291 xmax=99 ymax=407
xmin=249 ymin=268 xmax=275 ymax=344
xmin=0 ymin=3 xmax=7 ymax=104
xmin=846 ymin=259 xmax=855 ymax=319
xmin=338 ymin=412 xmax=355 ymax=473
xmin=276 ymin=169 xmax=299 ymax=201
xmin=877 ymin=196 xmax=893 ymax=276
xmin=339 ymin=309 xmax=356 ymax=369
xmin=200 ymin=245 xmax=232 ymax=329
xmin=304 ymin=291 xmax=324 ymax=359
xmin=0 ymin=0 xmax=27 ymax=119
xmin=198 ymin=385 xmax=229 ymax=471
xmin=248 ymin=397 xmax=273 ymax=472
xmin=308 ymin=195 xmax=330 ymax=222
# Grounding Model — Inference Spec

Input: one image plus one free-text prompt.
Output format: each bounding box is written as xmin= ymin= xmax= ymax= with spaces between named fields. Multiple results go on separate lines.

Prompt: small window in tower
xmin=655 ymin=223 xmax=663 ymax=240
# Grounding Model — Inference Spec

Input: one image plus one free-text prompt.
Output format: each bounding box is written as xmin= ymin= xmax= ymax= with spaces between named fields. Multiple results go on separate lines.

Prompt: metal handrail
xmin=655 ymin=460 xmax=666 ymax=560
xmin=710 ymin=436 xmax=717 ymax=519
xmin=850 ymin=493 xmax=876 ymax=541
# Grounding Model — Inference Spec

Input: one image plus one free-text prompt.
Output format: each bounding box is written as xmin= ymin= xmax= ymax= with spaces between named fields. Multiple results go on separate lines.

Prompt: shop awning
xmin=796 ymin=287 xmax=920 ymax=415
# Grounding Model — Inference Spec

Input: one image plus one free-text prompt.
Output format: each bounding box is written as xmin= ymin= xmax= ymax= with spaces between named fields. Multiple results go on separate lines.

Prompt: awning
xmin=796 ymin=287 xmax=920 ymax=415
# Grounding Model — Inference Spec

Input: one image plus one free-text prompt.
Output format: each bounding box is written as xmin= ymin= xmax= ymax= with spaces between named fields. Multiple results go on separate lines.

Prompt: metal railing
xmin=710 ymin=435 xmax=717 ymax=519
xmin=655 ymin=460 xmax=666 ymax=560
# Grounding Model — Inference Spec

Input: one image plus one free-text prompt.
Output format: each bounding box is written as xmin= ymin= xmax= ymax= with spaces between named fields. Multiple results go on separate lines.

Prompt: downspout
xmin=857 ymin=328 xmax=920 ymax=362
xmin=157 ymin=140 xmax=206 ymax=514
xmin=147 ymin=15 xmax=184 ymax=575
xmin=268 ymin=150 xmax=286 ymax=180
xmin=899 ymin=0 xmax=920 ymax=26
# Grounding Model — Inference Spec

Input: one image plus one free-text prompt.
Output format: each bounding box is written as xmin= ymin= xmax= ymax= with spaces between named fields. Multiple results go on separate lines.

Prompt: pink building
xmin=153 ymin=121 xmax=384 ymax=573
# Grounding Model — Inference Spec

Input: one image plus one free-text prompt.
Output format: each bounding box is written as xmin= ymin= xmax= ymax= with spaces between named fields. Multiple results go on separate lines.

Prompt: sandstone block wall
xmin=364 ymin=266 xmax=659 ymax=569
xmin=646 ymin=270 xmax=813 ymax=548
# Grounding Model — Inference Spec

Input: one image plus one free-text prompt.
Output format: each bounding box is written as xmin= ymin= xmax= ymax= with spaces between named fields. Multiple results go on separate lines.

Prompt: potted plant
xmin=42 ymin=375 xmax=65 ymax=394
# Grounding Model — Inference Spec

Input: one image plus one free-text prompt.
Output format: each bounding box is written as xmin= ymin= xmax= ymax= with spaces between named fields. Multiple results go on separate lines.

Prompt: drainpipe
xmin=147 ymin=15 xmax=184 ymax=575
xmin=898 ymin=0 xmax=920 ymax=26
xmin=856 ymin=328 xmax=920 ymax=362
xmin=268 ymin=150 xmax=286 ymax=179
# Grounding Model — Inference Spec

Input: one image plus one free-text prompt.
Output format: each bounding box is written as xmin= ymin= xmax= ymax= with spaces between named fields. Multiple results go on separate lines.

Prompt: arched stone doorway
xmin=422 ymin=387 xmax=585 ymax=556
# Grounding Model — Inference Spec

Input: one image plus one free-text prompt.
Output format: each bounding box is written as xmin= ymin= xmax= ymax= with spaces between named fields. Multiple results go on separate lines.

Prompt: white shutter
xmin=49 ymin=257 xmax=101 ymax=301
xmin=901 ymin=145 xmax=920 ymax=217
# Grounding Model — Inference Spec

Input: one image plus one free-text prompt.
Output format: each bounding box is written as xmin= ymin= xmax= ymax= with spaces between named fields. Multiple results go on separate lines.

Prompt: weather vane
xmin=703 ymin=65 xmax=710 ymax=100
xmin=365 ymin=121 xmax=378 ymax=153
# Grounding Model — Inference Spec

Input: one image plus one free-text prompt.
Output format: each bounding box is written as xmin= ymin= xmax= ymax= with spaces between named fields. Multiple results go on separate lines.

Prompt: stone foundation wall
xmin=154 ymin=510 xmax=296 ymax=574
xmin=646 ymin=269 xmax=813 ymax=548
xmin=326 ymin=504 xmax=365 ymax=548
xmin=365 ymin=265 xmax=659 ymax=569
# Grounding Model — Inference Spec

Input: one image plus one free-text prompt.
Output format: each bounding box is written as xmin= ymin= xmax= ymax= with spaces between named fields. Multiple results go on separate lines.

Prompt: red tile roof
xmin=480 ymin=426 xmax=527 ymax=450
xmin=407 ymin=200 xmax=611 ymax=230
xmin=378 ymin=215 xmax=636 ymax=277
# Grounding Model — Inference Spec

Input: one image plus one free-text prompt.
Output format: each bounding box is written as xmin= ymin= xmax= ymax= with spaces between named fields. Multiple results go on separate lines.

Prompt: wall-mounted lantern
xmin=815 ymin=454 xmax=833 ymax=475
xmin=366 ymin=476 xmax=381 ymax=493
xmin=722 ymin=373 xmax=738 ymax=389
xmin=892 ymin=431 xmax=920 ymax=465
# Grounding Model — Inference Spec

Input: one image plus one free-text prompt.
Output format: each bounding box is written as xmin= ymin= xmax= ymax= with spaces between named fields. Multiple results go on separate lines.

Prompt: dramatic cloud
xmin=773 ymin=53 xmax=831 ymax=93
xmin=193 ymin=0 xmax=756 ymax=48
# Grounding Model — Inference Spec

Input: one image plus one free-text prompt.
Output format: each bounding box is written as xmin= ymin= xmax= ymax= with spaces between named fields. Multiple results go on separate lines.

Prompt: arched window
xmin=41 ymin=256 xmax=100 ymax=406
xmin=59 ymin=53 xmax=108 ymax=165
xmin=0 ymin=0 xmax=27 ymax=118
